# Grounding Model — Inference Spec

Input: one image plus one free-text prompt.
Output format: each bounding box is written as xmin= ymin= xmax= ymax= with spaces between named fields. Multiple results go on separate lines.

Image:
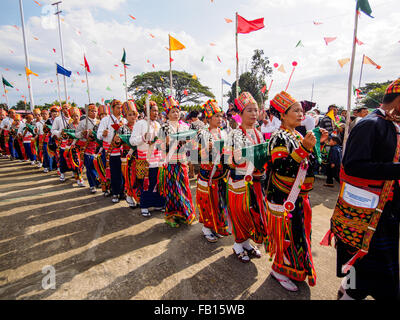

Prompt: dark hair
xmin=330 ymin=135 xmax=341 ymax=145
xmin=269 ymin=106 xmax=281 ymax=120
xmin=382 ymin=93 xmax=400 ymax=104
xmin=328 ymin=104 xmax=338 ymax=111
xmin=187 ymin=111 xmax=199 ymax=120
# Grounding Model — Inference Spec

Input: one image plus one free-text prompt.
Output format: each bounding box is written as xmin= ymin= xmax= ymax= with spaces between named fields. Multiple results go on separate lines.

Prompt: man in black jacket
xmin=320 ymin=104 xmax=338 ymax=135
xmin=335 ymin=78 xmax=400 ymax=300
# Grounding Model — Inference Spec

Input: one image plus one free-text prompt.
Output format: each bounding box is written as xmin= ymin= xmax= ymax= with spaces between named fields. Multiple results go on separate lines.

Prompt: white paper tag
xmin=342 ymin=183 xmax=379 ymax=209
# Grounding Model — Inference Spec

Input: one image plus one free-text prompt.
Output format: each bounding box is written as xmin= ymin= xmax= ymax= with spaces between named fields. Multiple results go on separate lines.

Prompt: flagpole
xmin=19 ymin=0 xmax=35 ymax=112
xmin=358 ymin=54 xmax=365 ymax=89
xmin=2 ymin=77 xmax=9 ymax=108
xmin=85 ymin=65 xmax=91 ymax=104
xmin=169 ymin=34 xmax=173 ymax=95
xmin=343 ymin=5 xmax=359 ymax=155
xmin=311 ymin=80 xmax=314 ymax=102
xmin=235 ymin=12 xmax=239 ymax=99
xmin=53 ymin=1 xmax=68 ymax=104
xmin=56 ymin=64 xmax=62 ymax=107
xmin=123 ymin=64 xmax=128 ymax=102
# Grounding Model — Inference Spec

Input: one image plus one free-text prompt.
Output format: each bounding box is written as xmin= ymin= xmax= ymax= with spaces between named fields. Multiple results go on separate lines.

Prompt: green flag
xmin=121 ymin=48 xmax=130 ymax=66
xmin=2 ymin=76 xmax=13 ymax=88
xmin=357 ymin=0 xmax=373 ymax=18
xmin=295 ymin=40 xmax=304 ymax=48
xmin=106 ymin=86 xmax=112 ymax=91
xmin=201 ymin=56 xmax=204 ymax=62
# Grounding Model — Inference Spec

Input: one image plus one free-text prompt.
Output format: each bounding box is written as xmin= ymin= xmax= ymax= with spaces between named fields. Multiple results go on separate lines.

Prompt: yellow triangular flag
xmin=160 ymin=76 xmax=164 ymax=82
xmin=326 ymin=109 xmax=335 ymax=121
xmin=169 ymin=35 xmax=185 ymax=51
xmin=338 ymin=58 xmax=350 ymax=68
xmin=227 ymin=69 xmax=231 ymax=76
xmin=277 ymin=64 xmax=286 ymax=73
xmin=25 ymin=67 xmax=38 ymax=77
xmin=192 ymin=74 xmax=197 ymax=80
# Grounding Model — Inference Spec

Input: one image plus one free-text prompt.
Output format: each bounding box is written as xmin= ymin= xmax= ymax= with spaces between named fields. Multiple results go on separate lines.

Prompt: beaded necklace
xmin=240 ymin=125 xmax=260 ymax=145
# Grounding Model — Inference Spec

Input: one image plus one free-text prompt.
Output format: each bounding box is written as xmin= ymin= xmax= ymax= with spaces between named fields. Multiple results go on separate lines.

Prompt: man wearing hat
xmin=51 ymin=104 xmax=72 ymax=182
xmin=76 ymin=104 xmax=100 ymax=193
xmin=327 ymin=78 xmax=400 ymax=300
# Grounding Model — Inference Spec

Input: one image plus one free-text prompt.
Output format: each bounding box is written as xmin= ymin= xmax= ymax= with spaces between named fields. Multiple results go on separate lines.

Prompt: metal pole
xmin=235 ymin=12 xmax=239 ymax=99
xmin=358 ymin=54 xmax=365 ymax=89
xmin=123 ymin=65 xmax=128 ymax=101
xmin=53 ymin=1 xmax=68 ymax=103
xmin=343 ymin=5 xmax=359 ymax=155
xmin=2 ymin=78 xmax=9 ymax=108
xmin=56 ymin=66 xmax=62 ymax=107
xmin=19 ymin=0 xmax=35 ymax=112
xmin=85 ymin=66 xmax=91 ymax=104
xmin=311 ymin=80 xmax=314 ymax=102
xmin=169 ymin=34 xmax=173 ymax=95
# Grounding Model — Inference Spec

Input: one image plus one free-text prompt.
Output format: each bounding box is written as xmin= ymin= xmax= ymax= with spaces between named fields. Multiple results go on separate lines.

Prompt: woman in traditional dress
xmin=64 ymin=107 xmax=85 ymax=187
xmin=118 ymin=100 xmax=139 ymax=209
xmin=196 ymin=99 xmax=229 ymax=242
xmin=157 ymin=96 xmax=196 ymax=227
xmin=225 ymin=92 xmax=267 ymax=263
xmin=265 ymin=91 xmax=328 ymax=292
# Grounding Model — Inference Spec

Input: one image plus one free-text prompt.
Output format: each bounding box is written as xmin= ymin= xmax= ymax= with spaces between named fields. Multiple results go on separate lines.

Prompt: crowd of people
xmin=0 ymin=78 xmax=399 ymax=300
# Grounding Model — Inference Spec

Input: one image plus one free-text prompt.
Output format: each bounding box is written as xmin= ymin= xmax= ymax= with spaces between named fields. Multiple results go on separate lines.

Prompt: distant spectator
xmin=324 ymin=135 xmax=342 ymax=187
xmin=319 ymin=104 xmax=338 ymax=135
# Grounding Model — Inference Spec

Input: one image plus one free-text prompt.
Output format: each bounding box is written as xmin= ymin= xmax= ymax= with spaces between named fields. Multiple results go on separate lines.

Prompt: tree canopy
xmin=227 ymin=49 xmax=273 ymax=107
xmin=128 ymin=70 xmax=214 ymax=105
xmin=360 ymin=80 xmax=393 ymax=108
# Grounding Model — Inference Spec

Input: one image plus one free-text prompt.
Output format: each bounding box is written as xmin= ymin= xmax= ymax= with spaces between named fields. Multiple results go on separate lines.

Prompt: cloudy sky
xmin=1 ymin=0 xmax=399 ymax=111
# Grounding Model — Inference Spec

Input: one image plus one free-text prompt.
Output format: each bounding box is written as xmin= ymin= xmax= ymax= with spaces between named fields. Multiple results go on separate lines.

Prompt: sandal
xmin=232 ymin=248 xmax=250 ymax=263
xmin=271 ymin=270 xmax=298 ymax=292
xmin=244 ymin=247 xmax=262 ymax=259
xmin=204 ymin=233 xmax=218 ymax=243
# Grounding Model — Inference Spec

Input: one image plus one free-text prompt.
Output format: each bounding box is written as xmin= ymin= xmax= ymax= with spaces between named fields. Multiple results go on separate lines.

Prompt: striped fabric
xmin=137 ymin=149 xmax=161 ymax=164
xmin=60 ymin=138 xmax=69 ymax=149
xmin=102 ymin=141 xmax=121 ymax=156
xmin=84 ymin=141 xmax=97 ymax=155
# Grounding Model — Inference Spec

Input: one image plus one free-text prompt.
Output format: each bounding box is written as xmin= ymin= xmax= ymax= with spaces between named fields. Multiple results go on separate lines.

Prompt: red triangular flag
xmin=183 ymin=89 xmax=188 ymax=96
xmin=237 ymin=14 xmax=264 ymax=34
xmin=52 ymin=48 xmax=56 ymax=53
xmin=217 ymin=56 xmax=221 ymax=63
xmin=77 ymin=71 xmax=80 ymax=75
xmin=355 ymin=37 xmax=364 ymax=45
xmin=84 ymin=55 xmax=91 ymax=73
xmin=147 ymin=90 xmax=153 ymax=95
xmin=152 ymin=64 xmax=155 ymax=69
xmin=261 ymin=85 xmax=266 ymax=93
xmin=170 ymin=58 xmax=174 ymax=63
xmin=324 ymin=37 xmax=337 ymax=45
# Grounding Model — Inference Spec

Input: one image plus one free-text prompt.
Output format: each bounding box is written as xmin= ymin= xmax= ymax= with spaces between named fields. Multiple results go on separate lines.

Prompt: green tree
xmin=360 ymin=80 xmax=394 ymax=108
xmin=227 ymin=49 xmax=273 ymax=107
xmin=128 ymin=70 xmax=214 ymax=104
xmin=15 ymin=100 xmax=29 ymax=110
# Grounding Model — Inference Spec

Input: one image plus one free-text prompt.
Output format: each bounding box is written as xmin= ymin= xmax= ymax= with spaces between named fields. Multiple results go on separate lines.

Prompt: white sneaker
xmin=141 ymin=208 xmax=151 ymax=217
xmin=77 ymin=179 xmax=85 ymax=187
xmin=43 ymin=168 xmax=49 ymax=173
xmin=90 ymin=187 xmax=97 ymax=194
xmin=60 ymin=173 xmax=65 ymax=182
xmin=153 ymin=207 xmax=165 ymax=212
xmin=37 ymin=162 xmax=42 ymax=168
xmin=271 ymin=270 xmax=298 ymax=292
xmin=31 ymin=161 xmax=36 ymax=165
